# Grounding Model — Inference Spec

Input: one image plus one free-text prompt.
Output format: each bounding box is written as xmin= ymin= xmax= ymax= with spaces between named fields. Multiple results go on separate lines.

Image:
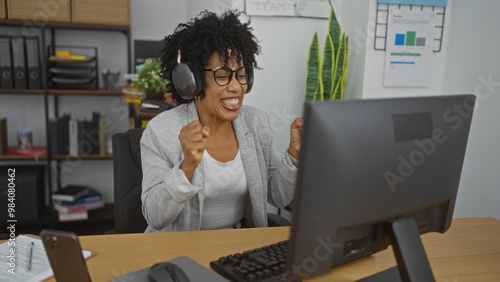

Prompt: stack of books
xmin=51 ymin=185 xmax=104 ymax=222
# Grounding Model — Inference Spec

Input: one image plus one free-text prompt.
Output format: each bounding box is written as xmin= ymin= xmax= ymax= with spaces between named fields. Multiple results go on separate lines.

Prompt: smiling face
xmin=195 ymin=51 xmax=248 ymax=123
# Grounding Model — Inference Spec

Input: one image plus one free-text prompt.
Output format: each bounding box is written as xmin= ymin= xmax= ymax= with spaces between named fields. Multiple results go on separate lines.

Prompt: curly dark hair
xmin=160 ymin=10 xmax=261 ymax=104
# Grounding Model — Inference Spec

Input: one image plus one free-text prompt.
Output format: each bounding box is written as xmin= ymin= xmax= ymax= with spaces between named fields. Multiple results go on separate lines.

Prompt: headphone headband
xmin=176 ymin=50 xmax=182 ymax=64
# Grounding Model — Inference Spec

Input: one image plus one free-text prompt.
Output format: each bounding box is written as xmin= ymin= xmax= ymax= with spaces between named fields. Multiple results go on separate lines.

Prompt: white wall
xmin=340 ymin=0 xmax=370 ymax=100
xmin=440 ymin=0 xmax=500 ymax=219
xmin=186 ymin=0 xmax=235 ymax=19
xmin=131 ymin=0 xmax=187 ymax=42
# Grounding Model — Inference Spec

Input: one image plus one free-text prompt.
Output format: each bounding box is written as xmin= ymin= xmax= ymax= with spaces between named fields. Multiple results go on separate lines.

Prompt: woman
xmin=140 ymin=10 xmax=302 ymax=232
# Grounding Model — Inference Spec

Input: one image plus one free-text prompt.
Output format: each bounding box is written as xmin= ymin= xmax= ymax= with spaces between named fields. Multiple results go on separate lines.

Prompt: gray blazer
xmin=140 ymin=102 xmax=296 ymax=232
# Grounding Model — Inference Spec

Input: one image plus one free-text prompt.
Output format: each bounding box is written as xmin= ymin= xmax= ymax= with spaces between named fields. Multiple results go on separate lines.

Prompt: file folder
xmin=26 ymin=37 xmax=42 ymax=89
xmin=11 ymin=36 xmax=28 ymax=89
xmin=0 ymin=118 xmax=7 ymax=155
xmin=49 ymin=120 xmax=59 ymax=157
xmin=0 ymin=36 xmax=14 ymax=89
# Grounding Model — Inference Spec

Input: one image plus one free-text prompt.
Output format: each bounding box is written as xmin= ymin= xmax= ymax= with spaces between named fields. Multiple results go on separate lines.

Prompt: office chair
xmin=108 ymin=128 xmax=290 ymax=234
xmin=108 ymin=128 xmax=148 ymax=233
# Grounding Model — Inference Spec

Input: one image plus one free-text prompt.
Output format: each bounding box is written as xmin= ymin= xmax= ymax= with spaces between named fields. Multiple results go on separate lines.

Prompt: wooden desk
xmin=64 ymin=217 xmax=500 ymax=281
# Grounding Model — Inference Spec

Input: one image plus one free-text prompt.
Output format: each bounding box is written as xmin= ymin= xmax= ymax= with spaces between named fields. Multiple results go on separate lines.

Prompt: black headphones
xmin=171 ymin=50 xmax=254 ymax=100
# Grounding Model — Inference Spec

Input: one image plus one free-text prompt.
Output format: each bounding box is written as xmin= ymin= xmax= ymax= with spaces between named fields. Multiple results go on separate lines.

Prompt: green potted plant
xmin=134 ymin=58 xmax=170 ymax=100
xmin=305 ymin=0 xmax=349 ymax=101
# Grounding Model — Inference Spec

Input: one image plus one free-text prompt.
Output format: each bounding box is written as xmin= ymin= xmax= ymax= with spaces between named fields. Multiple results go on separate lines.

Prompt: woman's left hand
xmin=288 ymin=117 xmax=303 ymax=160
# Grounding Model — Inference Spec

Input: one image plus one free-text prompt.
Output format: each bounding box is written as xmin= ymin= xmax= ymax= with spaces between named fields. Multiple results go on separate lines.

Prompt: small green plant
xmin=305 ymin=1 xmax=349 ymax=101
xmin=134 ymin=58 xmax=169 ymax=94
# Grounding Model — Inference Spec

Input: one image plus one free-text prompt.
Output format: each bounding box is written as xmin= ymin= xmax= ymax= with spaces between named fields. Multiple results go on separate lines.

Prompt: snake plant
xmin=305 ymin=1 xmax=349 ymax=101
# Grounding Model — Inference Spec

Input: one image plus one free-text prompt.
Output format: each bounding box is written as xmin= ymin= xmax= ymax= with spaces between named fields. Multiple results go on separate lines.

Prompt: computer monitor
xmin=134 ymin=40 xmax=164 ymax=69
xmin=286 ymin=95 xmax=475 ymax=281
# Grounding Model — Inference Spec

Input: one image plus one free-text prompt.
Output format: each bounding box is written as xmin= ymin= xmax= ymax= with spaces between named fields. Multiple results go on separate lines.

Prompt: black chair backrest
xmin=112 ymin=128 xmax=148 ymax=233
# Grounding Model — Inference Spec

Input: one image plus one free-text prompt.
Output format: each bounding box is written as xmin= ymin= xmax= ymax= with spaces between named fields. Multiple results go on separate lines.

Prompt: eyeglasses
xmin=204 ymin=66 xmax=253 ymax=87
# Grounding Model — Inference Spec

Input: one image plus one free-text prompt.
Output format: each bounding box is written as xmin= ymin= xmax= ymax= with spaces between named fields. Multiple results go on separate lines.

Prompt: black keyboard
xmin=210 ymin=240 xmax=300 ymax=282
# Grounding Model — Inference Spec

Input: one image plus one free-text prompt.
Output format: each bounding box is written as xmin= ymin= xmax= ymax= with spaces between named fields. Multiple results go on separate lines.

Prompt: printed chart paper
xmin=384 ymin=9 xmax=435 ymax=87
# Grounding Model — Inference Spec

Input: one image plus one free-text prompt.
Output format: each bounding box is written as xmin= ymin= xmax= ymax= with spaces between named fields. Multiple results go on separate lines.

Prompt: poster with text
xmin=384 ymin=9 xmax=435 ymax=87
xmin=245 ymin=0 xmax=296 ymax=16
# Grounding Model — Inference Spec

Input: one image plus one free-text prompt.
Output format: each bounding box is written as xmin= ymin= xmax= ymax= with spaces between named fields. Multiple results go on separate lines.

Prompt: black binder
xmin=26 ymin=37 xmax=42 ymax=89
xmin=0 ymin=35 xmax=14 ymax=89
xmin=0 ymin=117 xmax=7 ymax=155
xmin=11 ymin=36 xmax=28 ymax=89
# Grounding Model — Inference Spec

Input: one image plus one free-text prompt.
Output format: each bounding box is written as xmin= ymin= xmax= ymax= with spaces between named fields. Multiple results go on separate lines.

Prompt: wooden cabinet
xmin=7 ymin=0 xmax=71 ymax=22
xmin=5 ymin=0 xmax=131 ymax=26
xmin=0 ymin=0 xmax=6 ymax=19
xmin=72 ymin=0 xmax=130 ymax=26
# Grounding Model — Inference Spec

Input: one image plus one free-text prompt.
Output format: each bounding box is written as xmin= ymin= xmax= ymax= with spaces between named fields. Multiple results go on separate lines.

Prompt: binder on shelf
xmin=83 ymin=119 xmax=94 ymax=156
xmin=63 ymin=114 xmax=71 ymax=155
xmin=0 ymin=36 xmax=14 ymax=89
xmin=57 ymin=113 xmax=71 ymax=155
xmin=0 ymin=118 xmax=7 ymax=155
xmin=77 ymin=120 xmax=85 ymax=155
xmin=49 ymin=120 xmax=59 ymax=156
xmin=91 ymin=112 xmax=100 ymax=155
xmin=69 ymin=119 xmax=79 ymax=156
xmin=98 ymin=116 xmax=106 ymax=155
xmin=25 ymin=36 xmax=42 ymax=89
xmin=11 ymin=36 xmax=28 ymax=89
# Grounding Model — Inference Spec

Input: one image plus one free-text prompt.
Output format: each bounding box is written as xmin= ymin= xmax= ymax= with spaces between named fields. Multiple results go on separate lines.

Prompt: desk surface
xmin=62 ymin=217 xmax=500 ymax=281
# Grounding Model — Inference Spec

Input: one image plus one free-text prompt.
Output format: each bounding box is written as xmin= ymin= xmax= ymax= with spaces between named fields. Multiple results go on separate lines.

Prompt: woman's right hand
xmin=178 ymin=120 xmax=210 ymax=181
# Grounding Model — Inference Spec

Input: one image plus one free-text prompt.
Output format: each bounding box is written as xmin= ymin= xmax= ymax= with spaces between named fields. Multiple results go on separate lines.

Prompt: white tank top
xmin=200 ymin=150 xmax=248 ymax=230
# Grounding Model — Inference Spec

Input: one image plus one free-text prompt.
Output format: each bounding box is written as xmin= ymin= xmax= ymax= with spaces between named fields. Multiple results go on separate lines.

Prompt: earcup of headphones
xmin=171 ymin=62 xmax=201 ymax=100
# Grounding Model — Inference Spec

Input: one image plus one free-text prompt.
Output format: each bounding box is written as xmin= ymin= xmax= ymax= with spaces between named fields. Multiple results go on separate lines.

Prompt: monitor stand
xmin=357 ymin=217 xmax=435 ymax=282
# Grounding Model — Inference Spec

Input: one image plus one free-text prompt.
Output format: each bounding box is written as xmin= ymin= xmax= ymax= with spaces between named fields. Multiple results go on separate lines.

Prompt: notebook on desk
xmin=111 ymin=256 xmax=229 ymax=282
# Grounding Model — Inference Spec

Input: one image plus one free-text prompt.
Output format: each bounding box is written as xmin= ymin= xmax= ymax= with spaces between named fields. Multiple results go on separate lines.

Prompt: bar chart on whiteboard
xmin=384 ymin=9 xmax=435 ymax=87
